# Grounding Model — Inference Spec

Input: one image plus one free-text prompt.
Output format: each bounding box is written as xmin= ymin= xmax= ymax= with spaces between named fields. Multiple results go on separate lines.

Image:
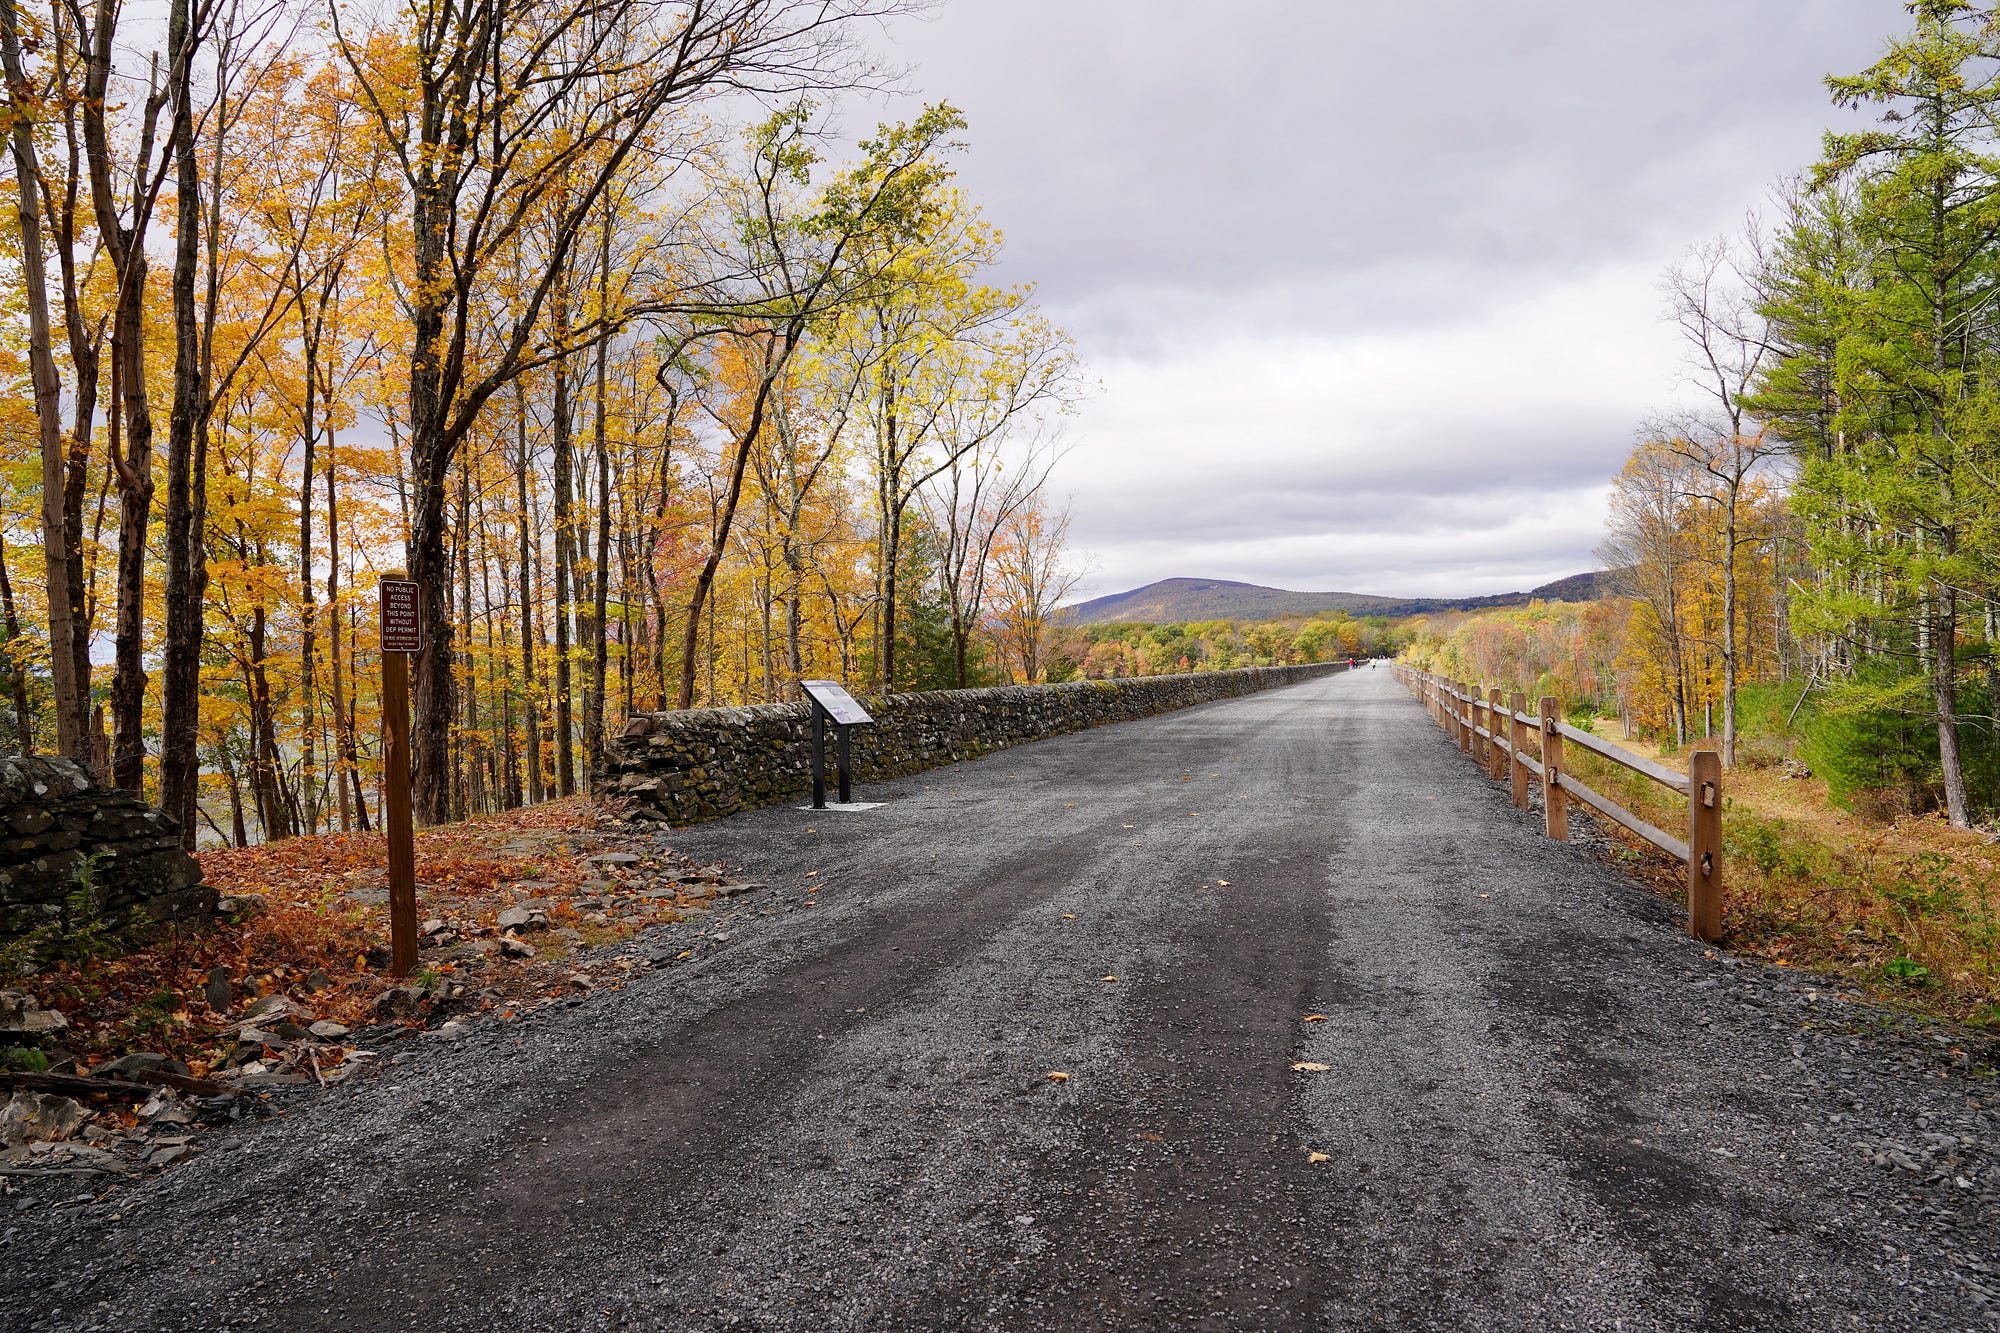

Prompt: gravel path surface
xmin=1 ymin=669 xmax=1995 ymax=1331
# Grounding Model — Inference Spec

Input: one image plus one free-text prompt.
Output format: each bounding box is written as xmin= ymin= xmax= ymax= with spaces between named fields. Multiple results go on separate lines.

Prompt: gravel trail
xmin=2 ymin=668 xmax=1995 ymax=1331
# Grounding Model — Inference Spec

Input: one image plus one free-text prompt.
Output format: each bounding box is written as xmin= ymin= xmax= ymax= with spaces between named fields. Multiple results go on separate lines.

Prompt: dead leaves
xmin=1291 ymin=1061 xmax=1330 ymax=1073
xmin=1099 ymin=975 xmax=1118 ymax=983
xmin=1302 ymin=1013 xmax=1327 ymax=1023
xmin=18 ymin=796 xmax=707 ymax=1072
xmin=1045 ymin=1071 xmax=1070 ymax=1083
xmin=1306 ymin=1150 xmax=1331 ymax=1165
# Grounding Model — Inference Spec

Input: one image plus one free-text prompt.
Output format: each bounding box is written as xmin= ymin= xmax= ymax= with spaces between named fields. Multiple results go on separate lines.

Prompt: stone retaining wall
xmin=598 ymin=662 xmax=1347 ymax=825
xmin=0 ymin=756 xmax=212 ymax=951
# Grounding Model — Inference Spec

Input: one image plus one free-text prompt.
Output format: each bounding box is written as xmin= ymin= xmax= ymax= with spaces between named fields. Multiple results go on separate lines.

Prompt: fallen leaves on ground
xmin=1307 ymin=1150 xmax=1331 ymax=1164
xmin=1046 ymin=1071 xmax=1070 ymax=1082
xmin=1302 ymin=1013 xmax=1328 ymax=1023
xmin=14 ymin=796 xmax=721 ymax=1072
xmin=1292 ymin=1061 xmax=1330 ymax=1073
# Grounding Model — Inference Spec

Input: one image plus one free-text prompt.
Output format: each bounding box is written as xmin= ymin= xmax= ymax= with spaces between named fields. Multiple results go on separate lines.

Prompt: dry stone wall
xmin=598 ymin=662 xmax=1346 ymax=825
xmin=0 ymin=756 xmax=212 ymax=950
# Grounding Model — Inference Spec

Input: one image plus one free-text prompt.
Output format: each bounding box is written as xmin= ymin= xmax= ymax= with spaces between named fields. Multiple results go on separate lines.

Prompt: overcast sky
xmin=862 ymin=1 xmax=1891 ymax=599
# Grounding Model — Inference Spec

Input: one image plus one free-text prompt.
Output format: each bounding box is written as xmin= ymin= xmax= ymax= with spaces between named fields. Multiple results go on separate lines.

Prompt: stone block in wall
xmin=0 ymin=756 xmax=215 ymax=955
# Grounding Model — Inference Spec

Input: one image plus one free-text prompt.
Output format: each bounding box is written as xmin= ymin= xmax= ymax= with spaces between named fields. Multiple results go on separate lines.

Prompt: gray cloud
xmin=865 ymin=0 xmax=1896 ymax=599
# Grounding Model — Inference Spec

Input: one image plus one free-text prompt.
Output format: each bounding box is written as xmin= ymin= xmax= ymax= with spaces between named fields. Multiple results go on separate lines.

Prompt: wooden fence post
xmin=1688 ymin=750 xmax=1724 ymax=942
xmin=1487 ymin=688 xmax=1506 ymax=780
xmin=1469 ymin=685 xmax=1483 ymax=765
xmin=1540 ymin=695 xmax=1567 ymax=841
xmin=1472 ymin=686 xmax=1487 ymax=767
xmin=1457 ymin=683 xmax=1472 ymax=755
xmin=1509 ymin=691 xmax=1528 ymax=809
xmin=1480 ymin=688 xmax=1494 ymax=773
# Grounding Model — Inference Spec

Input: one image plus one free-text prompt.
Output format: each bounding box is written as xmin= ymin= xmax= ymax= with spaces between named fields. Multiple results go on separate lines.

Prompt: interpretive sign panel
xmin=380 ymin=580 xmax=423 ymax=654
xmin=801 ymin=679 xmax=872 ymax=726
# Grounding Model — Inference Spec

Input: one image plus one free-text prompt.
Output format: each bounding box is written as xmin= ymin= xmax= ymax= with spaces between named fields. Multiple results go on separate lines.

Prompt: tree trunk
xmin=405 ymin=121 xmax=458 ymax=824
xmin=1935 ymin=585 xmax=1969 ymax=827
xmin=1721 ymin=486 xmax=1738 ymax=769
xmin=221 ymin=743 xmax=247 ymax=848
xmin=107 ymin=344 xmax=153 ymax=795
xmin=347 ymin=574 xmax=370 ymax=832
xmin=875 ymin=376 xmax=901 ymax=692
xmin=552 ymin=353 xmax=577 ymax=797
xmin=156 ymin=0 xmax=209 ymax=842
xmin=326 ymin=410 xmax=352 ymax=832
xmin=678 ymin=337 xmax=786 ymax=709
xmin=0 ymin=3 xmax=87 ymax=757
xmin=243 ymin=607 xmax=292 ymax=841
xmin=83 ymin=0 xmax=165 ymax=797
xmin=588 ymin=349 xmax=612 ymax=771
xmin=515 ymin=388 xmax=544 ymax=804
xmin=296 ymin=336 xmax=320 ymax=836
xmin=0 ymin=531 xmax=30 ymax=753
xmin=458 ymin=451 xmax=482 ymax=817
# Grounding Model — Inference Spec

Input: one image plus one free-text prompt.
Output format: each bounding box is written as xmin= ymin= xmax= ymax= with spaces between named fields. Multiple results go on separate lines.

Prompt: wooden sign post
xmin=379 ymin=574 xmax=422 ymax=977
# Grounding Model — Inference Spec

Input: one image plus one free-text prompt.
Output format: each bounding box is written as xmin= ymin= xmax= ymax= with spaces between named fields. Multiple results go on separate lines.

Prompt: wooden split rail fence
xmin=1391 ymin=665 xmax=1724 ymax=943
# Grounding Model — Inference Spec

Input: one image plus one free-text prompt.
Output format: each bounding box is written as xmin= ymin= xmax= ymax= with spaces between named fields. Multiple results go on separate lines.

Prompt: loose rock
xmin=373 ymin=987 xmax=427 ymax=1019
xmin=0 ymin=1092 xmax=86 ymax=1146
xmin=0 ymin=992 xmax=67 ymax=1039
xmin=496 ymin=905 xmax=548 ymax=932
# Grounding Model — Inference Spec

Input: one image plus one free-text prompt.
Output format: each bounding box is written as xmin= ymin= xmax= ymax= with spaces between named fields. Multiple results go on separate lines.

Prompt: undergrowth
xmin=1565 ymin=740 xmax=2000 ymax=1029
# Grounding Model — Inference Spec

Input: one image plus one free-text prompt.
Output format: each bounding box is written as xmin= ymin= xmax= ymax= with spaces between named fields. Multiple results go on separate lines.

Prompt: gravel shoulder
xmin=0 ymin=669 xmax=1994 ymax=1331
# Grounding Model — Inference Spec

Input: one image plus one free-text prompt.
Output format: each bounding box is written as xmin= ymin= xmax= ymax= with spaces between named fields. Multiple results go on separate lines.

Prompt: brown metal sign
xmin=380 ymin=579 xmax=423 ymax=654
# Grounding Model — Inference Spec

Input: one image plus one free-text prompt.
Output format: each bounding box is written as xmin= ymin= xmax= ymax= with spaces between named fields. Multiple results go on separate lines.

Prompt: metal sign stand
xmin=801 ymin=680 xmax=874 ymax=811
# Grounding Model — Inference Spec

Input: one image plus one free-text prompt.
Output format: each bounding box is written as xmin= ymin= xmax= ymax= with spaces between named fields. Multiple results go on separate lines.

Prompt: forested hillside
xmin=0 ymin=1 xmax=1086 ymax=845
xmin=1041 ymin=612 xmax=1410 ymax=681
xmin=1415 ymin=0 xmax=2000 ymax=832
xmin=1066 ymin=572 xmax=1599 ymax=624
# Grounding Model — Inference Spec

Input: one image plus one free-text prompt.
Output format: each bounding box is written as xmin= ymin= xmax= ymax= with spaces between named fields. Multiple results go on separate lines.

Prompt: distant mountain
xmin=1063 ymin=572 xmax=1601 ymax=625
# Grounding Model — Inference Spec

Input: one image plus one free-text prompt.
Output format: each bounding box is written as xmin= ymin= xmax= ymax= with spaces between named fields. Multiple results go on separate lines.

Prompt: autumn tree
xmin=332 ymin=0 xmax=904 ymax=821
